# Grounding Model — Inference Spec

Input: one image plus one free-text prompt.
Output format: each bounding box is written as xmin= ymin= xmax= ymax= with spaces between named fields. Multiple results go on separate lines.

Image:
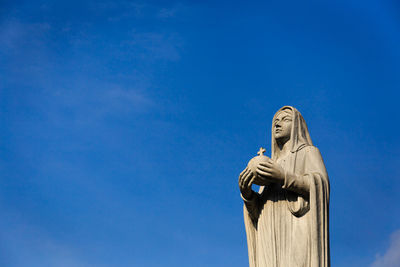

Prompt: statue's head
xmin=273 ymin=107 xmax=293 ymax=144
xmin=271 ymin=106 xmax=313 ymax=159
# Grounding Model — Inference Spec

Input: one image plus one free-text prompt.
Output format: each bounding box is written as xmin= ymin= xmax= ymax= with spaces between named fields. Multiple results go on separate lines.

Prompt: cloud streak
xmin=0 ymin=213 xmax=95 ymax=267
xmin=1 ymin=15 xmax=177 ymax=122
xmin=371 ymin=229 xmax=400 ymax=267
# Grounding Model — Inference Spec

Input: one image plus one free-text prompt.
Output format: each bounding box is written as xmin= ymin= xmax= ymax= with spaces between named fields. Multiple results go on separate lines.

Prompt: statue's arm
xmin=239 ymin=166 xmax=260 ymax=221
xmin=283 ymin=172 xmax=310 ymax=196
xmin=283 ymin=146 xmax=328 ymax=196
xmin=241 ymin=192 xmax=260 ymax=222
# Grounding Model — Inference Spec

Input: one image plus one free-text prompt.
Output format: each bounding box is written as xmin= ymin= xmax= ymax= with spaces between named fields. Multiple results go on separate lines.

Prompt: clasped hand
xmin=254 ymin=159 xmax=285 ymax=186
xmin=239 ymin=159 xmax=285 ymax=198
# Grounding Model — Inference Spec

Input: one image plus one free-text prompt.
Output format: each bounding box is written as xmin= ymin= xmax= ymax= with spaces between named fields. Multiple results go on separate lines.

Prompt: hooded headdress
xmin=271 ymin=106 xmax=313 ymax=160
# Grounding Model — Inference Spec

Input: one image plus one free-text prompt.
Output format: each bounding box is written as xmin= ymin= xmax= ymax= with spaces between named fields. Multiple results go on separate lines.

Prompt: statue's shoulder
xmin=303 ymin=145 xmax=321 ymax=155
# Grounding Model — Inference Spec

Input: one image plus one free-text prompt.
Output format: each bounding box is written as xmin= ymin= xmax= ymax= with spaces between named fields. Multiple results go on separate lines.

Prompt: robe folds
xmin=242 ymin=106 xmax=330 ymax=267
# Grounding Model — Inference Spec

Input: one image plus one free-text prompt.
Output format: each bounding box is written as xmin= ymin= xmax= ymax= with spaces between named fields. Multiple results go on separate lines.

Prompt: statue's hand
xmin=238 ymin=167 xmax=254 ymax=199
xmin=256 ymin=159 xmax=285 ymax=185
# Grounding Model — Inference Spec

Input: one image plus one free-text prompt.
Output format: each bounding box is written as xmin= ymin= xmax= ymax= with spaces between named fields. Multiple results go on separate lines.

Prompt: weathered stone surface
xmin=238 ymin=106 xmax=330 ymax=267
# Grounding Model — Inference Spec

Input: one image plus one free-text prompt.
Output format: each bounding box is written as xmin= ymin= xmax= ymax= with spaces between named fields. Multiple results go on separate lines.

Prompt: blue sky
xmin=1 ymin=0 xmax=400 ymax=266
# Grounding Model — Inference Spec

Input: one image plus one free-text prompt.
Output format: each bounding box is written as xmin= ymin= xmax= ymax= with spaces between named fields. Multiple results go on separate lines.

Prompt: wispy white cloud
xmin=124 ymin=31 xmax=183 ymax=61
xmin=40 ymin=82 xmax=155 ymax=129
xmin=0 ymin=18 xmax=169 ymax=118
xmin=157 ymin=4 xmax=183 ymax=19
xmin=91 ymin=1 xmax=146 ymax=21
xmin=371 ymin=229 xmax=400 ymax=267
xmin=0 ymin=19 xmax=51 ymax=52
xmin=2 ymin=2 xmax=184 ymax=134
xmin=0 ymin=214 xmax=96 ymax=267
xmin=105 ymin=86 xmax=154 ymax=110
xmin=91 ymin=1 xmax=185 ymax=22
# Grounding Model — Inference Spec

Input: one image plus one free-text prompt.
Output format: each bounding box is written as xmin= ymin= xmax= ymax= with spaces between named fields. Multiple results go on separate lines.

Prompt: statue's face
xmin=273 ymin=110 xmax=292 ymax=141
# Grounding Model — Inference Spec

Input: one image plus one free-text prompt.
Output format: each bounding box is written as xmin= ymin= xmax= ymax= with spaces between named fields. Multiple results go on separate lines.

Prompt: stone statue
xmin=238 ymin=106 xmax=330 ymax=267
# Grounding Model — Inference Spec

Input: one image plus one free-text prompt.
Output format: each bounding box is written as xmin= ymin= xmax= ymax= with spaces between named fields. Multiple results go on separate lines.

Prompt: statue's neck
xmin=276 ymin=138 xmax=291 ymax=158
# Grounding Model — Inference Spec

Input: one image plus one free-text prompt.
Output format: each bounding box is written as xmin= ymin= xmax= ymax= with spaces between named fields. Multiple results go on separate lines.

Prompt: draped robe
xmin=242 ymin=107 xmax=330 ymax=267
